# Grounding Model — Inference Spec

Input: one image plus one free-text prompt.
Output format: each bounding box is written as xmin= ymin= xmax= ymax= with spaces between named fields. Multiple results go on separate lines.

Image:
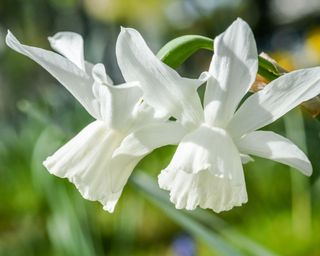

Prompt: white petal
xmin=228 ymin=67 xmax=320 ymax=138
xmin=91 ymin=62 xmax=114 ymax=85
xmin=204 ymin=18 xmax=258 ymax=127
xmin=116 ymin=27 xmax=205 ymax=127
xmin=43 ymin=120 xmax=134 ymax=212
xmin=92 ymin=64 xmax=167 ymax=132
xmin=48 ymin=32 xmax=85 ymax=70
xmin=93 ymin=82 xmax=142 ymax=130
xmin=113 ymin=122 xmax=187 ymax=157
xmin=158 ymin=124 xmax=247 ymax=212
xmin=92 ymin=64 xmax=146 ymax=131
xmin=6 ymin=31 xmax=99 ymax=119
xmin=235 ymin=131 xmax=312 ymax=176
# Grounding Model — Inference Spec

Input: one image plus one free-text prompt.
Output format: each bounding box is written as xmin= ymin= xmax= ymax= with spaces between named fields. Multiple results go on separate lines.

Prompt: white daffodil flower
xmin=6 ymin=31 xmax=188 ymax=212
xmin=117 ymin=18 xmax=320 ymax=213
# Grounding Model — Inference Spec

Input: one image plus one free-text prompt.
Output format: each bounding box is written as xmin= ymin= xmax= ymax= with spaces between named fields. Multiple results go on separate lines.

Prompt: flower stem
xmin=157 ymin=35 xmax=282 ymax=81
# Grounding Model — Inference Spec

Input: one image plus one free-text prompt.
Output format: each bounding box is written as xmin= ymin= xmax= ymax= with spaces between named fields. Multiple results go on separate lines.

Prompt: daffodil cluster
xmin=7 ymin=18 xmax=320 ymax=213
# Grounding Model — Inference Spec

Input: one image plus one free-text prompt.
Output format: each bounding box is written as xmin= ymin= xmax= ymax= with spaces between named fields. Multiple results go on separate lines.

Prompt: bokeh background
xmin=1 ymin=0 xmax=320 ymax=255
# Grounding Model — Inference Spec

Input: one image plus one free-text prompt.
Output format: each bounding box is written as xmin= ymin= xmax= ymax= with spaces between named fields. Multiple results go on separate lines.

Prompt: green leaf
xmin=257 ymin=56 xmax=282 ymax=81
xmin=130 ymin=172 xmax=278 ymax=256
xmin=157 ymin=35 xmax=213 ymax=69
xmin=157 ymin=35 xmax=281 ymax=81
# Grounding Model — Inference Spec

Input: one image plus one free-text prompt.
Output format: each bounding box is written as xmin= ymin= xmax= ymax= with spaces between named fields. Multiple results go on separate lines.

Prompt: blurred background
xmin=1 ymin=0 xmax=320 ymax=255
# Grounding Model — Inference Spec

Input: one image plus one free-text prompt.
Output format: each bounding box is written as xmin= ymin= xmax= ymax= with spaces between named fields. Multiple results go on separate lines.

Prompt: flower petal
xmin=240 ymin=154 xmax=254 ymax=164
xmin=204 ymin=18 xmax=258 ymax=127
xmin=48 ymin=32 xmax=85 ymax=70
xmin=228 ymin=67 xmax=320 ymax=138
xmin=116 ymin=27 xmax=205 ymax=127
xmin=113 ymin=122 xmax=187 ymax=157
xmin=235 ymin=131 xmax=312 ymax=176
xmin=91 ymin=61 xmax=114 ymax=85
xmin=92 ymin=64 xmax=146 ymax=130
xmin=158 ymin=125 xmax=247 ymax=212
xmin=6 ymin=31 xmax=99 ymax=119
xmin=43 ymin=120 xmax=130 ymax=212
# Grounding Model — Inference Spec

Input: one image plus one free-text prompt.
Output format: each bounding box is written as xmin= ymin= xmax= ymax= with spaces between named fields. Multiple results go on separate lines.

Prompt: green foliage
xmin=157 ymin=35 xmax=281 ymax=81
xmin=157 ymin=35 xmax=213 ymax=69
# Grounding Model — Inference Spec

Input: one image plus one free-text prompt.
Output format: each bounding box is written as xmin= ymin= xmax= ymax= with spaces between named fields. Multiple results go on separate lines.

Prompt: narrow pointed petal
xmin=204 ymin=18 xmax=258 ymax=127
xmin=113 ymin=122 xmax=187 ymax=157
xmin=43 ymin=121 xmax=127 ymax=212
xmin=228 ymin=67 xmax=320 ymax=138
xmin=48 ymin=32 xmax=85 ymax=70
xmin=236 ymin=131 xmax=312 ymax=176
xmin=6 ymin=31 xmax=99 ymax=119
xmin=116 ymin=27 xmax=205 ymax=126
xmin=158 ymin=125 xmax=247 ymax=212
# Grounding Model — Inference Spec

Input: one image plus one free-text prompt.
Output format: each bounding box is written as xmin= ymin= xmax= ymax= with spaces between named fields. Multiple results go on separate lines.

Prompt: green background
xmin=1 ymin=0 xmax=320 ymax=255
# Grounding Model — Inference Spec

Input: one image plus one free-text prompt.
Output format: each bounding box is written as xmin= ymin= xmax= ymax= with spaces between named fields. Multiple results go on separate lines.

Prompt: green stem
xmin=157 ymin=35 xmax=282 ymax=81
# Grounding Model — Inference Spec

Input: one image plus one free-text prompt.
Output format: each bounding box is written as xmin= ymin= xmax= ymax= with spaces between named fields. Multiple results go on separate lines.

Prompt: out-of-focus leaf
xmin=284 ymin=109 xmax=312 ymax=240
xmin=130 ymin=172 xmax=278 ymax=256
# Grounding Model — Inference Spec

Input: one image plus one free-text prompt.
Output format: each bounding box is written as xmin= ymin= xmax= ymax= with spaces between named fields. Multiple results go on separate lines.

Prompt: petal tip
xmin=42 ymin=157 xmax=50 ymax=169
xmin=235 ymin=17 xmax=244 ymax=22
xmin=47 ymin=36 xmax=54 ymax=44
xmin=42 ymin=156 xmax=57 ymax=175
xmin=6 ymin=29 xmax=12 ymax=37
xmin=234 ymin=17 xmax=247 ymax=26
xmin=120 ymin=26 xmax=129 ymax=34
xmin=119 ymin=27 xmax=137 ymax=37
xmin=5 ymin=30 xmax=18 ymax=47
xmin=102 ymin=201 xmax=117 ymax=213
xmin=303 ymin=165 xmax=313 ymax=177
